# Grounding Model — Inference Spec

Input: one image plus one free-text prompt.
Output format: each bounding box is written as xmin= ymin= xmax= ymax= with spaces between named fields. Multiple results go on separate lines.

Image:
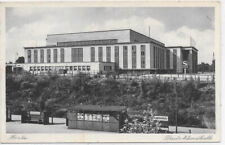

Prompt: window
xmin=162 ymin=49 xmax=165 ymax=69
xmin=153 ymin=47 xmax=156 ymax=68
xmin=91 ymin=47 xmax=95 ymax=62
xmin=27 ymin=50 xmax=31 ymax=63
xmin=85 ymin=113 xmax=93 ymax=121
xmin=74 ymin=66 xmax=77 ymax=71
xmin=33 ymin=67 xmax=36 ymax=71
xmin=106 ymin=46 xmax=111 ymax=62
xmin=30 ymin=67 xmax=33 ymax=71
xmin=123 ymin=46 xmax=128 ymax=68
xmin=45 ymin=66 xmax=49 ymax=71
xmin=92 ymin=114 xmax=102 ymax=121
xmin=87 ymin=66 xmax=90 ymax=71
xmin=82 ymin=66 xmax=86 ymax=71
xmin=40 ymin=49 xmax=44 ymax=63
xmin=102 ymin=114 xmax=110 ymax=122
xmin=60 ymin=48 xmax=64 ymax=63
xmin=104 ymin=66 xmax=112 ymax=71
xmin=77 ymin=113 xmax=84 ymax=120
xmin=173 ymin=49 xmax=177 ymax=70
xmin=41 ymin=66 xmax=44 ymax=71
xmin=166 ymin=49 xmax=170 ymax=69
xmin=158 ymin=47 xmax=160 ymax=68
xmin=34 ymin=50 xmax=38 ymax=63
xmin=70 ymin=66 xmax=73 ymax=71
xmin=72 ymin=48 xmax=83 ymax=62
xmin=47 ymin=49 xmax=51 ymax=63
xmin=54 ymin=49 xmax=58 ymax=63
xmin=141 ymin=45 xmax=146 ymax=68
xmin=78 ymin=66 xmax=81 ymax=71
xmin=114 ymin=46 xmax=119 ymax=69
xmin=132 ymin=45 xmax=137 ymax=69
xmin=98 ymin=47 xmax=103 ymax=62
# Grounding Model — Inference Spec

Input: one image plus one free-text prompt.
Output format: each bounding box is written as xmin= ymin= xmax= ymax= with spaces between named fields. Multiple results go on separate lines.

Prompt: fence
xmin=9 ymin=70 xmax=215 ymax=83
xmin=116 ymin=73 xmax=215 ymax=83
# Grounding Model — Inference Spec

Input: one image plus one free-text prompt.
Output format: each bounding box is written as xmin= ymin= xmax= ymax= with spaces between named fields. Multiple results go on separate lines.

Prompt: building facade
xmin=167 ymin=46 xmax=198 ymax=73
xmin=23 ymin=29 xmax=198 ymax=74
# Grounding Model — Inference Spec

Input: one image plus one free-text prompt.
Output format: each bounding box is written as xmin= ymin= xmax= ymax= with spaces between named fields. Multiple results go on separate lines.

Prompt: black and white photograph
xmin=0 ymin=1 xmax=221 ymax=143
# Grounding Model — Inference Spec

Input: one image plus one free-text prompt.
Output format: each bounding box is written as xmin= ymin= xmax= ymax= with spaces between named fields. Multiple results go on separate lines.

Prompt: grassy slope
xmin=6 ymin=73 xmax=215 ymax=129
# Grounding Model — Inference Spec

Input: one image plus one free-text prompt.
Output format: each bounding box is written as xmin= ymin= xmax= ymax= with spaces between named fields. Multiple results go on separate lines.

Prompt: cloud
xmin=84 ymin=16 xmax=214 ymax=63
xmin=11 ymin=8 xmax=36 ymax=17
xmin=163 ymin=26 xmax=214 ymax=63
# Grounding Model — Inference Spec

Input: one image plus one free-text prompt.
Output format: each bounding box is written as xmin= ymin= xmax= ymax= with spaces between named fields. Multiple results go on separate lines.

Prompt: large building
xmin=22 ymin=29 xmax=198 ymax=74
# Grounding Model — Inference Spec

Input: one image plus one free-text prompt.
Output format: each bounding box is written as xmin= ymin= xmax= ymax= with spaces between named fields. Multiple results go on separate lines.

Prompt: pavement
xmin=6 ymin=115 xmax=112 ymax=134
xmin=6 ymin=115 xmax=215 ymax=134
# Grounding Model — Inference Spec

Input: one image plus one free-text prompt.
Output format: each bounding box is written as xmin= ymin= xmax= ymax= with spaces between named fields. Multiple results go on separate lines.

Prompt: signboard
xmin=182 ymin=61 xmax=188 ymax=68
xmin=153 ymin=116 xmax=168 ymax=122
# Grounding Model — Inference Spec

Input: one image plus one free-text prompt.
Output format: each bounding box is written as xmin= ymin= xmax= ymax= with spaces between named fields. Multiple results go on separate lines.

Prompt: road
xmin=6 ymin=115 xmax=215 ymax=134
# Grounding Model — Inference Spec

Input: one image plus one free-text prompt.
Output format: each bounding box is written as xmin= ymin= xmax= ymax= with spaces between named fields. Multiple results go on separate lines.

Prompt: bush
xmin=6 ymin=73 xmax=215 ymax=129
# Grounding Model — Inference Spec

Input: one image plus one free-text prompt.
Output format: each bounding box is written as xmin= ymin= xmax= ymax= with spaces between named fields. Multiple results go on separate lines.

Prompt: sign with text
xmin=183 ymin=61 xmax=188 ymax=68
xmin=153 ymin=116 xmax=168 ymax=122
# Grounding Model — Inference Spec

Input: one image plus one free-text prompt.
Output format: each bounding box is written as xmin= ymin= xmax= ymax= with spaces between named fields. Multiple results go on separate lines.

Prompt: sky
xmin=6 ymin=7 xmax=215 ymax=63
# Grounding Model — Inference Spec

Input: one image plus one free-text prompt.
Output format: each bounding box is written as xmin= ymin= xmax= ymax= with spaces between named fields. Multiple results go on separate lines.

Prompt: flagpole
xmin=148 ymin=26 xmax=151 ymax=37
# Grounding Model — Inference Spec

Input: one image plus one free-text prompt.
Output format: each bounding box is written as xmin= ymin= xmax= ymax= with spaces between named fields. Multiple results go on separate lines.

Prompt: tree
xmin=15 ymin=56 xmax=25 ymax=63
xmin=120 ymin=104 xmax=161 ymax=133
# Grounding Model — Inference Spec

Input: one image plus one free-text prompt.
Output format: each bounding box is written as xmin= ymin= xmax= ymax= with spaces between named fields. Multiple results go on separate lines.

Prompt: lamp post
xmin=173 ymin=79 xmax=178 ymax=133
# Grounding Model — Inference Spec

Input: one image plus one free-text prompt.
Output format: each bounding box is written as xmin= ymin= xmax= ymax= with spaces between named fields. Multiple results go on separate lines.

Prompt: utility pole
xmin=173 ymin=80 xmax=178 ymax=133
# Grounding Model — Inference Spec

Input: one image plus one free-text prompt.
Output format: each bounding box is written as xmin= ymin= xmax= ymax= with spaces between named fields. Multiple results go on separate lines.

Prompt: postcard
xmin=0 ymin=1 xmax=221 ymax=143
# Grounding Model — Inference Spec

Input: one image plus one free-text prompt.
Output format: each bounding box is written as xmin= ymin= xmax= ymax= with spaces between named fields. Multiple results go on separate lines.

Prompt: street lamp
xmin=173 ymin=79 xmax=178 ymax=133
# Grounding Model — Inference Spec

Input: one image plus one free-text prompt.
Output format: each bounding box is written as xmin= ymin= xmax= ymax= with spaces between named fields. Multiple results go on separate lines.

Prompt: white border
xmin=0 ymin=1 xmax=221 ymax=143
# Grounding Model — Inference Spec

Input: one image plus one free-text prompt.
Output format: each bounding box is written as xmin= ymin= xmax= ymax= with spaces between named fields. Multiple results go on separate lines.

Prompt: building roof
xmin=47 ymin=29 xmax=131 ymax=36
xmin=46 ymin=29 xmax=164 ymax=46
xmin=68 ymin=105 xmax=127 ymax=112
xmin=166 ymin=46 xmax=198 ymax=52
xmin=24 ymin=41 xmax=152 ymax=49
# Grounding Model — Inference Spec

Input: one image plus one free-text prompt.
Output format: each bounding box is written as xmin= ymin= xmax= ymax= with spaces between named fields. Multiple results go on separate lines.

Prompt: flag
xmin=190 ymin=36 xmax=196 ymax=47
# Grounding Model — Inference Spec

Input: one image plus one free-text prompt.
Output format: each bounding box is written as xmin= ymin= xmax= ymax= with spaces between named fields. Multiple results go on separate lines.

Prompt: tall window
xmin=91 ymin=47 xmax=95 ymax=62
xmin=27 ymin=50 xmax=31 ymax=63
xmin=60 ymin=48 xmax=64 ymax=62
xmin=47 ymin=49 xmax=51 ymax=63
xmin=159 ymin=48 xmax=161 ymax=69
xmin=106 ymin=46 xmax=111 ymax=62
xmin=156 ymin=47 xmax=158 ymax=68
xmin=123 ymin=46 xmax=128 ymax=69
xmin=98 ymin=47 xmax=103 ymax=62
xmin=132 ymin=45 xmax=136 ymax=68
xmin=159 ymin=47 xmax=161 ymax=68
xmin=53 ymin=49 xmax=57 ymax=63
xmin=166 ymin=49 xmax=170 ymax=69
xmin=34 ymin=50 xmax=38 ymax=63
xmin=114 ymin=46 xmax=119 ymax=69
xmin=72 ymin=48 xmax=83 ymax=62
xmin=40 ymin=49 xmax=44 ymax=63
xmin=141 ymin=45 xmax=146 ymax=68
xmin=162 ymin=49 xmax=164 ymax=69
xmin=173 ymin=49 xmax=177 ymax=71
xmin=153 ymin=47 xmax=156 ymax=68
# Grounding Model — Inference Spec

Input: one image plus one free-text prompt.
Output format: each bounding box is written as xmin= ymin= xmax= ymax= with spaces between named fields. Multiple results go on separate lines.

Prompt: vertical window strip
xmin=106 ymin=46 xmax=111 ymax=62
xmin=141 ymin=45 xmax=146 ymax=68
xmin=60 ymin=48 xmax=64 ymax=63
xmin=114 ymin=46 xmax=119 ymax=69
xmin=132 ymin=45 xmax=136 ymax=69
xmin=91 ymin=47 xmax=95 ymax=62
xmin=123 ymin=46 xmax=128 ymax=69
